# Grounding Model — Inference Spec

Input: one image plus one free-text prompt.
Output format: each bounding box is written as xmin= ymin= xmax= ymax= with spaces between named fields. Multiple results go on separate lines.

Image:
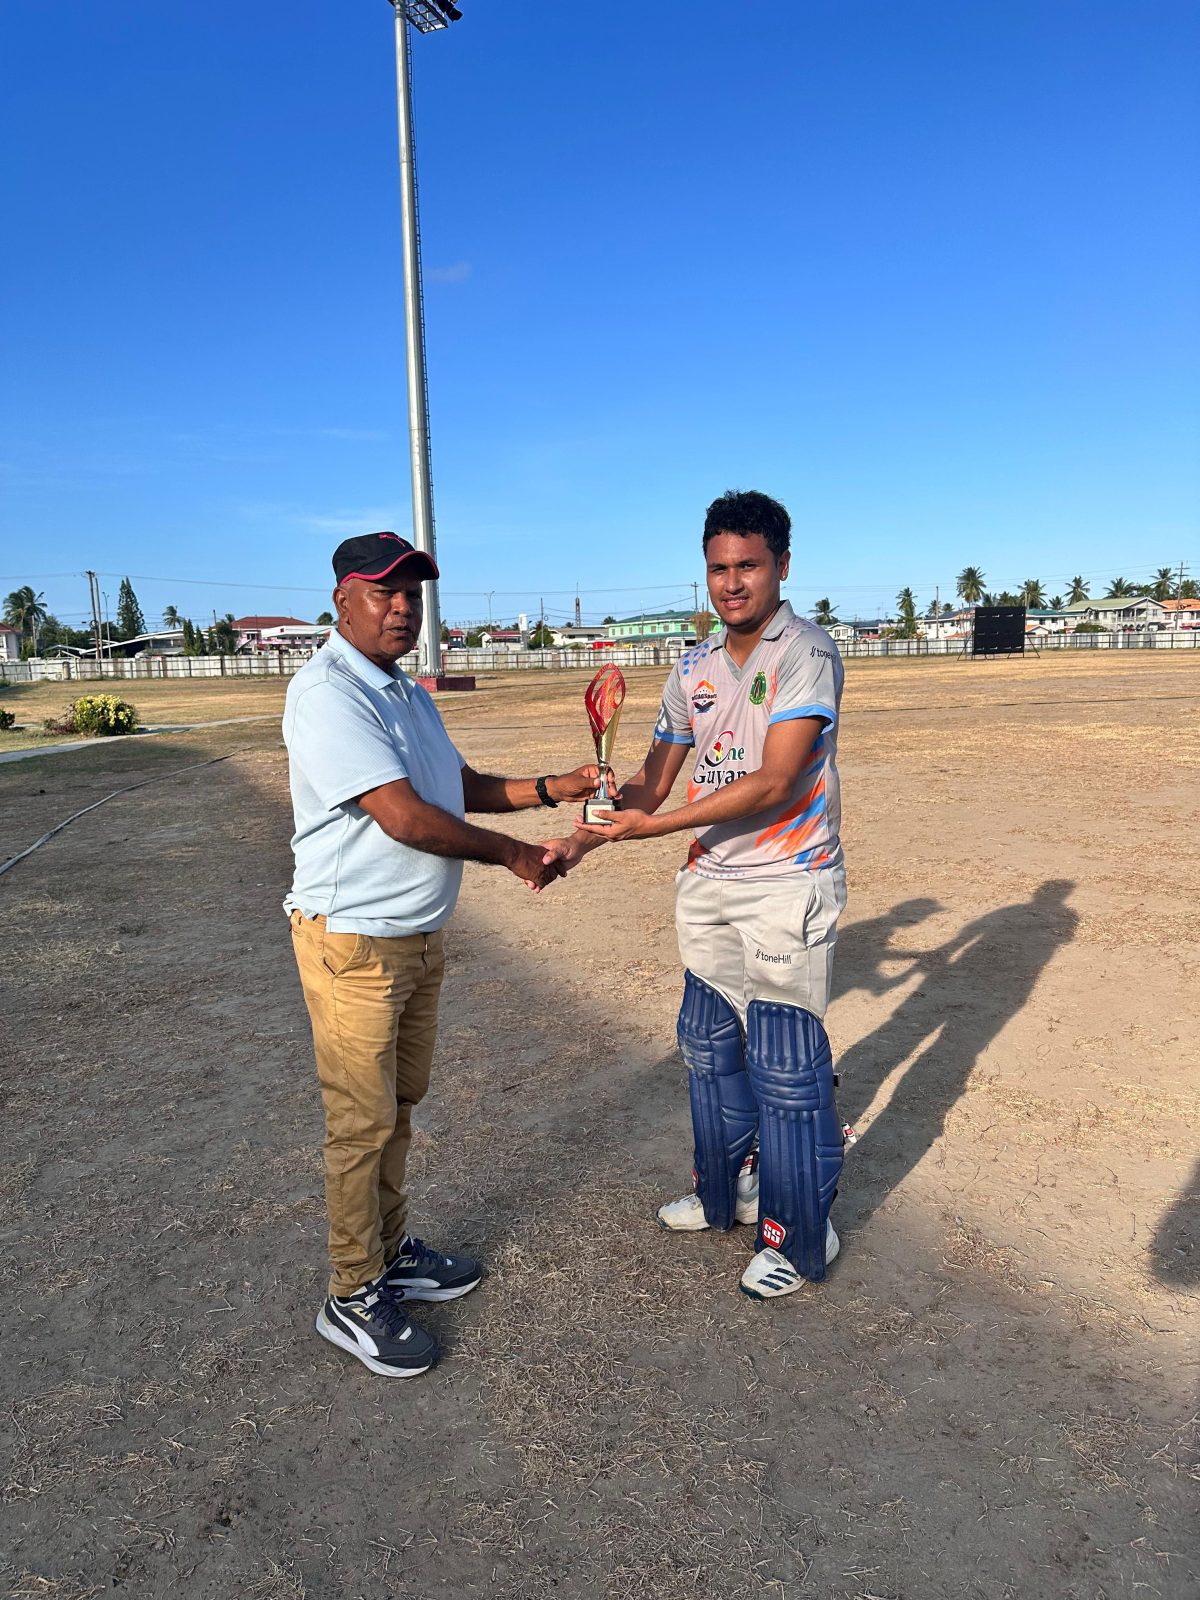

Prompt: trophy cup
xmin=582 ymin=665 xmax=626 ymax=824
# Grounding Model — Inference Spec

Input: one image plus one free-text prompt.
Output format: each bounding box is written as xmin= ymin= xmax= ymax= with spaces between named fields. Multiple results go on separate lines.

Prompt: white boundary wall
xmin=3 ymin=629 xmax=1198 ymax=684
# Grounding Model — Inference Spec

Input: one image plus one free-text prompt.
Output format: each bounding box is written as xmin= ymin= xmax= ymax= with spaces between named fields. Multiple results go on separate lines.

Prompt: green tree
xmin=3 ymin=585 xmax=48 ymax=649
xmin=602 ymin=615 xmax=616 ymax=625
xmin=1067 ymin=575 xmax=1089 ymax=603
xmin=1149 ymin=567 xmax=1176 ymax=600
xmin=1049 ymin=595 xmax=1064 ymax=611
xmin=163 ymin=604 xmax=180 ymax=628
xmin=465 ymin=628 xmax=485 ymax=647
xmin=811 ymin=598 xmax=838 ymax=625
xmin=996 ymin=590 xmax=1022 ymax=607
xmin=181 ymin=618 xmax=197 ymax=655
xmin=1021 ymin=578 xmax=1046 ymax=608
xmin=942 ymin=601 xmax=953 ymax=614
xmin=213 ymin=613 xmax=237 ymax=655
xmin=315 ymin=610 xmax=334 ymax=626
xmin=886 ymin=588 xmax=918 ymax=638
xmin=527 ymin=622 xmax=555 ymax=650
xmin=1105 ymin=577 xmax=1134 ymax=598
xmin=116 ymin=577 xmax=145 ymax=640
xmin=1179 ymin=578 xmax=1198 ymax=599
xmin=956 ymin=566 xmax=986 ymax=604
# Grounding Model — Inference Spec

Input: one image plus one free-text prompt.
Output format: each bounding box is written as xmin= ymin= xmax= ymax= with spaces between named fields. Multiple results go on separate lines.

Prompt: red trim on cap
xmin=342 ymin=551 xmax=439 ymax=582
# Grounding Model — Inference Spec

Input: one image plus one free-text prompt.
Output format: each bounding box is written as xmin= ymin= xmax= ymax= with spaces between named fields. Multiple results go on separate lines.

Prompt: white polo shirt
xmin=282 ymin=629 xmax=466 ymax=936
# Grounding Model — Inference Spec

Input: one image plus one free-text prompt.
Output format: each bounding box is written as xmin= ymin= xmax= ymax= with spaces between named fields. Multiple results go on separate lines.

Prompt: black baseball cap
xmin=332 ymin=531 xmax=439 ymax=585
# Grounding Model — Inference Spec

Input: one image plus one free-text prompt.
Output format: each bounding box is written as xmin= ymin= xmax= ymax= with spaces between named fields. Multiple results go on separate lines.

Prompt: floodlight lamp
xmin=389 ymin=0 xmax=463 ymax=31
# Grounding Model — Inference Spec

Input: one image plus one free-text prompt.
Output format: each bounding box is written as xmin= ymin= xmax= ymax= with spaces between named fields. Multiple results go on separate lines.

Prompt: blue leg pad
xmin=746 ymin=999 xmax=843 ymax=1282
xmin=677 ymin=971 xmax=758 ymax=1231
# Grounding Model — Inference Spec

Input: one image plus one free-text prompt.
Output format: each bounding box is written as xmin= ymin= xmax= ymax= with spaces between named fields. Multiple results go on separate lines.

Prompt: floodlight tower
xmin=387 ymin=0 xmax=462 ymax=677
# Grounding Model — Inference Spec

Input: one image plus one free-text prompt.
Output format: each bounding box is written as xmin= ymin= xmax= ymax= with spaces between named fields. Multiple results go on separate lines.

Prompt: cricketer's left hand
xmin=576 ymin=807 xmax=655 ymax=841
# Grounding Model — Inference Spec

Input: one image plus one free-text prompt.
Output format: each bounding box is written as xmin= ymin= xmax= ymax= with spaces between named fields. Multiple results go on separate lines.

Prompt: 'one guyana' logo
xmin=749 ymin=670 xmax=767 ymax=706
xmin=703 ymin=730 xmax=745 ymax=769
xmin=691 ymin=680 xmax=717 ymax=714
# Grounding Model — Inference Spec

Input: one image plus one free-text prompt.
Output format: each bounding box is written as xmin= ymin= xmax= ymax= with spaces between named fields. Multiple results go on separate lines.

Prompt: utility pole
xmin=575 ymin=588 xmax=581 ymax=627
xmin=86 ymin=570 xmax=102 ymax=660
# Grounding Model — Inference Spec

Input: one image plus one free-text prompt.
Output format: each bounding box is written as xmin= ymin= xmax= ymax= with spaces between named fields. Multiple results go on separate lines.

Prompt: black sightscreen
xmin=972 ymin=606 xmax=1027 ymax=656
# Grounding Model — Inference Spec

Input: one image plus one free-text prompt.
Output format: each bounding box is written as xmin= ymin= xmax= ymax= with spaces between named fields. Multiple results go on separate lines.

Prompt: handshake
xmin=501 ymin=763 xmax=614 ymax=893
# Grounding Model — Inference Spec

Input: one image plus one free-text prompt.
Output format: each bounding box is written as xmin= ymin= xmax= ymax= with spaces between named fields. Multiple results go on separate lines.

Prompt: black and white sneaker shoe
xmin=381 ymin=1234 xmax=483 ymax=1303
xmin=316 ymin=1282 xmax=437 ymax=1377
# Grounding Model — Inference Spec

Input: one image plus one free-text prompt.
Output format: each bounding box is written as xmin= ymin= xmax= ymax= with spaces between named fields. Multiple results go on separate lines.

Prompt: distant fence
xmin=3 ymin=628 xmax=1198 ymax=684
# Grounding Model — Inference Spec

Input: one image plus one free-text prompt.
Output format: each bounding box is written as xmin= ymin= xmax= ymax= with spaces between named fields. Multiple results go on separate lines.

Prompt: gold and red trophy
xmin=582 ymin=666 xmax=626 ymax=824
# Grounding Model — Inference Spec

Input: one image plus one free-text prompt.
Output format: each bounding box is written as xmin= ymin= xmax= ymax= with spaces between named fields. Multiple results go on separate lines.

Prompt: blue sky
xmin=2 ymin=0 xmax=1197 ymax=630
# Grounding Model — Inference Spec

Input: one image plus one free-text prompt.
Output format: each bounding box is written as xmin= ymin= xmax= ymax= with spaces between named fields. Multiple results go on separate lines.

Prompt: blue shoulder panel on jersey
xmin=745 ymin=999 xmax=843 ymax=1281
xmin=677 ymin=971 xmax=758 ymax=1231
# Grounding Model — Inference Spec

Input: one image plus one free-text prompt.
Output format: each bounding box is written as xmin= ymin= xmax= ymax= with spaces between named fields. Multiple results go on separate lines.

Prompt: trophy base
xmin=582 ymin=796 xmax=619 ymax=825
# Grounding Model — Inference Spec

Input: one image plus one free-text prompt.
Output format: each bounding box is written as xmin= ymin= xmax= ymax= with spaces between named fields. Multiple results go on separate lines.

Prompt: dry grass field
xmin=1 ymin=651 xmax=1197 ymax=1600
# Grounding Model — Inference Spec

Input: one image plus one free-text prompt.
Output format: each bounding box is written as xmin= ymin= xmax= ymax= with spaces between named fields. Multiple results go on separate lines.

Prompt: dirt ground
xmin=1 ymin=652 xmax=1197 ymax=1600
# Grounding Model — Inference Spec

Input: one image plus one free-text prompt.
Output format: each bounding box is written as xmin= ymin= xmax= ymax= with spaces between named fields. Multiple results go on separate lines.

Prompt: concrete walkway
xmin=0 ymin=715 xmax=279 ymax=765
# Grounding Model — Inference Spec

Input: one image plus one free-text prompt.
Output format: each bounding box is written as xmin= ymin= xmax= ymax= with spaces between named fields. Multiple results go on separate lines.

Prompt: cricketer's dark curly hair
xmin=702 ymin=489 xmax=791 ymax=558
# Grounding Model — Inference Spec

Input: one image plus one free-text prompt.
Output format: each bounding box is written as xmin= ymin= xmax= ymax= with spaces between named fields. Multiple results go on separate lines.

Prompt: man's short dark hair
xmin=702 ymin=490 xmax=791 ymax=558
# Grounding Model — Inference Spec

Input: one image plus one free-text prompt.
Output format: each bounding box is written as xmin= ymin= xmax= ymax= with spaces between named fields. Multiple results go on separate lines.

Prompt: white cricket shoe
xmin=656 ymin=1154 xmax=758 ymax=1231
xmin=739 ymin=1222 xmax=840 ymax=1301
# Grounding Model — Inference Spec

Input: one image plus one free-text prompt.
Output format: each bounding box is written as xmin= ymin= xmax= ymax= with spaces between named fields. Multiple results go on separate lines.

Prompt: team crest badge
xmin=749 ymin=671 xmax=767 ymax=706
xmin=691 ymin=680 xmax=717 ymax=714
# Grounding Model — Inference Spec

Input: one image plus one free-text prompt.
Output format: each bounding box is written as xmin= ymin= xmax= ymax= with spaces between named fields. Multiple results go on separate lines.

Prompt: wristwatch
xmin=535 ymin=775 xmax=558 ymax=808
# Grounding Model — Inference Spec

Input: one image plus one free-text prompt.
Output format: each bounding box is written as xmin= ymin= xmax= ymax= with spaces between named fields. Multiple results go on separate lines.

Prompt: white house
xmin=258 ymin=624 xmax=331 ymax=651
xmin=0 ymin=624 xmax=21 ymax=662
xmin=1159 ymin=599 xmax=1200 ymax=628
xmin=1060 ymin=597 xmax=1167 ymax=631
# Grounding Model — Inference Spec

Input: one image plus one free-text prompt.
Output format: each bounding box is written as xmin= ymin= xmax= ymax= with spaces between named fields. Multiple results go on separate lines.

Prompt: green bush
xmin=1072 ymin=621 xmax=1107 ymax=634
xmin=46 ymin=693 xmax=139 ymax=737
xmin=0 ymin=709 xmax=15 ymax=731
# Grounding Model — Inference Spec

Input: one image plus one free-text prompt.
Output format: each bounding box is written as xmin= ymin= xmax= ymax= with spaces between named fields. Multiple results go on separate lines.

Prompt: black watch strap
xmin=535 ymin=775 xmax=558 ymax=808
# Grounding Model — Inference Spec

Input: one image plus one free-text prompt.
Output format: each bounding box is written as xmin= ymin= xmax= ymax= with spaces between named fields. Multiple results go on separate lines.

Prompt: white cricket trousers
xmin=674 ymin=865 xmax=847 ymax=1024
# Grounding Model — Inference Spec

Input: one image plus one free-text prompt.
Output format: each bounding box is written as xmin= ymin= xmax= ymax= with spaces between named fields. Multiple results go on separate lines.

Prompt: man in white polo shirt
xmin=546 ymin=491 xmax=847 ymax=1302
xmin=285 ymin=532 xmax=604 ymax=1378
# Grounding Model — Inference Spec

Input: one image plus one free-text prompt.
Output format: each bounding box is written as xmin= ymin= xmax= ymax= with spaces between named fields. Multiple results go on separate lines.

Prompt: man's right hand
xmin=541 ymin=833 xmax=594 ymax=874
xmin=505 ymin=838 xmax=566 ymax=893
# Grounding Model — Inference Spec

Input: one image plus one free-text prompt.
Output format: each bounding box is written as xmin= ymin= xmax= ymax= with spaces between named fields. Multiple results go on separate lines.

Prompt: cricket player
xmin=546 ymin=490 xmax=846 ymax=1299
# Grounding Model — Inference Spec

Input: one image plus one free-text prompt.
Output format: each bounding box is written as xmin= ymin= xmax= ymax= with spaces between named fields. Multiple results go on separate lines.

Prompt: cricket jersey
xmin=654 ymin=601 xmax=844 ymax=879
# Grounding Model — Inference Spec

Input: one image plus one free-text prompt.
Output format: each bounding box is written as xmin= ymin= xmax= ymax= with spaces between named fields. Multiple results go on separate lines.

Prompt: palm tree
xmin=1049 ymin=595 xmax=1064 ymax=611
xmin=1021 ymin=578 xmax=1046 ymax=608
xmin=1067 ymin=576 xmax=1089 ymax=604
xmin=956 ymin=566 xmax=986 ymax=604
xmin=1149 ymin=567 xmax=1176 ymax=601
xmin=3 ymin=585 xmax=48 ymax=647
xmin=811 ymin=597 xmax=837 ymax=625
xmin=895 ymin=586 xmax=916 ymax=619
xmin=1105 ymin=577 xmax=1134 ymax=598
xmin=163 ymin=604 xmax=180 ymax=628
xmin=1179 ymin=578 xmax=1198 ymax=600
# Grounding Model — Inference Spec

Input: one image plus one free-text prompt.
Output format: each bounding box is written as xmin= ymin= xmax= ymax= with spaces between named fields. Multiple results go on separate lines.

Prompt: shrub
xmin=0 ymin=709 xmax=15 ymax=730
xmin=46 ymin=693 xmax=139 ymax=737
xmin=1073 ymin=621 xmax=1107 ymax=634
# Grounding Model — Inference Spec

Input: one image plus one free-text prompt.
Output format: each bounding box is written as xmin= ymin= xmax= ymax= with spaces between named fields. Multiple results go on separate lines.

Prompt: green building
xmin=606 ymin=609 xmax=703 ymax=644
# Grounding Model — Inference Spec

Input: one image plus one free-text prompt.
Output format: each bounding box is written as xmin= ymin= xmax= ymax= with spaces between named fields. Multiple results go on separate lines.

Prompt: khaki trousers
xmin=290 ymin=911 xmax=445 ymax=1298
